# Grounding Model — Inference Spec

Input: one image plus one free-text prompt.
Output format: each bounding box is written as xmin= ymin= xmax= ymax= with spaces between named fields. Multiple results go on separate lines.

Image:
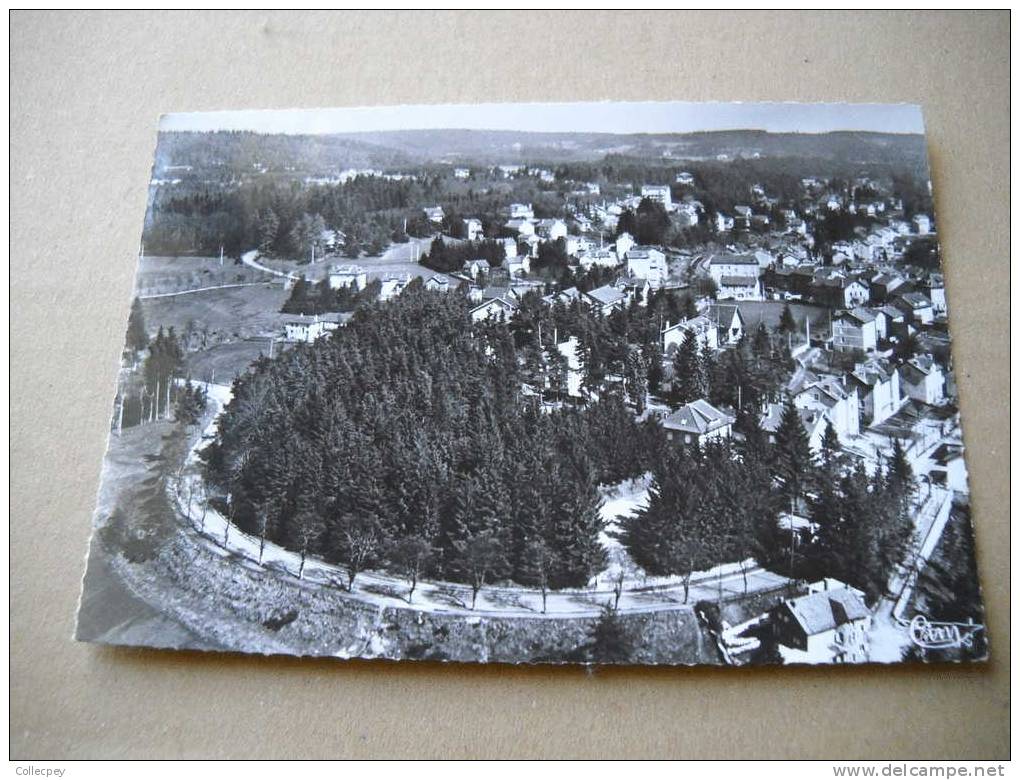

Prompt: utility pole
xmin=219 ymin=245 xmax=224 ymax=267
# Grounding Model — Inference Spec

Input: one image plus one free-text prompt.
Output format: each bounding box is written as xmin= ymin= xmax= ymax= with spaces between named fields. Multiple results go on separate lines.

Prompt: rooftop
xmin=662 ymin=399 xmax=734 ymax=435
xmin=782 ymin=587 xmax=869 ymax=636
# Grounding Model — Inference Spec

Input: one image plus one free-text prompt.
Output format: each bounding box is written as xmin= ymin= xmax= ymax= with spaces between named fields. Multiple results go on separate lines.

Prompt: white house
xmin=708 ymin=252 xmax=761 ymax=285
xmin=463 ymin=218 xmax=483 ymax=241
xmin=453 ymin=167 xmax=471 ymax=179
xmin=662 ymin=399 xmax=735 ymax=446
xmin=848 ymin=358 xmax=902 ymax=427
xmin=714 ymin=212 xmax=735 ymax=232
xmin=470 ymin=296 xmax=517 ymax=323
xmin=505 ymin=218 xmax=536 ymax=237
xmin=509 ymin=202 xmax=534 ymax=220
xmin=542 ymin=286 xmax=582 ymax=308
xmin=577 ymin=248 xmax=620 ymax=271
xmin=584 ymin=284 xmax=628 ymax=316
xmin=675 ymin=202 xmax=700 ymax=227
xmin=499 ymin=237 xmax=518 ymax=260
xmin=675 ymin=172 xmax=695 ymax=186
xmin=924 ymin=275 xmax=947 ymax=316
xmin=772 ymin=581 xmax=871 ymax=664
xmin=640 ymin=184 xmax=672 ymax=210
xmin=900 ymin=354 xmax=946 ymax=405
xmin=614 ymin=232 xmax=636 ymax=259
xmin=661 ymin=315 xmax=718 ymax=354
xmin=423 ymin=275 xmax=451 ymax=293
xmin=462 ymin=259 xmax=491 ymax=279
xmin=536 ymin=218 xmax=568 ymax=241
xmin=505 ymin=255 xmax=531 ymax=277
xmin=930 ymin=442 xmax=968 ymax=494
xmin=327 ymin=264 xmax=368 ymax=291
xmin=793 ymin=375 xmax=861 ymax=440
xmin=717 ymin=275 xmax=763 ymax=301
xmin=703 ymin=303 xmax=745 ymax=345
xmin=378 ymin=275 xmax=410 ymax=302
xmin=895 ymin=292 xmax=935 ymax=325
xmin=733 ymin=205 xmax=753 ymax=229
xmin=625 ymin=246 xmax=668 ymax=284
xmin=831 ymin=308 xmax=878 ymax=353
xmin=912 ymin=214 xmax=932 ymax=235
xmin=283 ymin=314 xmax=343 ymax=343
xmin=423 ymin=206 xmax=445 ymax=223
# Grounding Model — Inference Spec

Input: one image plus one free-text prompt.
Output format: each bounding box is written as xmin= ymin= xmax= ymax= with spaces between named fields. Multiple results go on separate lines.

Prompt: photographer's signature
xmin=908 ymin=614 xmax=984 ymax=650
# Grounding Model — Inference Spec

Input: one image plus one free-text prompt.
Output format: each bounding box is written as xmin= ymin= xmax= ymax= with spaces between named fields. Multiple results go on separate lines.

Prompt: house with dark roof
xmin=894 ymin=292 xmax=935 ymax=325
xmin=625 ymin=246 xmax=668 ymax=284
xmin=900 ymin=353 xmax=946 ymax=406
xmin=423 ymin=275 xmax=451 ymax=293
xmin=702 ymin=303 xmax=745 ymax=345
xmin=469 ymin=296 xmax=517 ymax=323
xmin=662 ymin=399 xmax=735 ymax=446
xmin=463 ymin=258 xmax=491 ymax=280
xmin=542 ymin=286 xmax=582 ymax=308
xmin=869 ymin=271 xmax=909 ymax=304
xmin=831 ymin=307 xmax=878 ymax=352
xmin=848 ymin=358 xmax=902 ymax=426
xmin=772 ymin=581 xmax=871 ymax=664
xmin=793 ymin=375 xmax=861 ymax=439
xmin=718 ymin=275 xmax=763 ymax=301
xmin=661 ymin=315 xmax=718 ymax=355
xmin=584 ymin=284 xmax=628 ymax=316
xmin=708 ymin=252 xmax=760 ymax=285
xmin=282 ymin=313 xmax=345 ymax=344
xmin=812 ymin=275 xmax=870 ymax=308
xmin=328 ymin=264 xmax=368 ymax=291
xmin=759 ymin=402 xmax=827 ymax=453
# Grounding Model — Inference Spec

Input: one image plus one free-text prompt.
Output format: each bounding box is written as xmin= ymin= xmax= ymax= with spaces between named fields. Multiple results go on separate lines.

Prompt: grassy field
xmin=732 ymin=300 xmax=833 ymax=337
xmin=140 ymin=283 xmax=290 ymax=342
xmin=137 ymin=255 xmax=274 ymax=295
xmin=186 ymin=340 xmax=281 ymax=384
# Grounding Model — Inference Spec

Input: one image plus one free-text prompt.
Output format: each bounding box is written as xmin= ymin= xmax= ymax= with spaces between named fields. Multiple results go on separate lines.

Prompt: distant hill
xmin=154 ymin=127 xmax=928 ymax=176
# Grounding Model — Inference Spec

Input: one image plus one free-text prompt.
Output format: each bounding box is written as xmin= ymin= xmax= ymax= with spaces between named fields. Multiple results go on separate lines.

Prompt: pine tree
xmin=671 ymin=330 xmax=703 ymax=404
xmin=778 ymin=303 xmax=797 ymax=335
xmin=774 ymin=399 xmax=815 ymax=512
xmin=589 ymin=605 xmax=634 ymax=664
xmin=258 ymin=208 xmax=279 ymax=253
xmin=624 ymin=349 xmax=648 ymax=414
xmin=125 ymin=297 xmax=149 ymax=354
xmin=819 ymin=419 xmax=841 ymax=471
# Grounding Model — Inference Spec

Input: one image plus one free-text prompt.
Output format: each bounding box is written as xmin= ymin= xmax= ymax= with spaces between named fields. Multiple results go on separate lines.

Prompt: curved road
xmin=175 ymin=383 xmax=790 ymax=619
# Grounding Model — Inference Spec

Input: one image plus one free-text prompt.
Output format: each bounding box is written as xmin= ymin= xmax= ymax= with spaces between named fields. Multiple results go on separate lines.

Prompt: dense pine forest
xmin=200 ymin=288 xmax=660 ymax=594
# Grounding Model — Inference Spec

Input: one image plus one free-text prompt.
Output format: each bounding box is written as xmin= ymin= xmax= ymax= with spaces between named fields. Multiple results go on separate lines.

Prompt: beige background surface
xmin=10 ymin=10 xmax=1010 ymax=759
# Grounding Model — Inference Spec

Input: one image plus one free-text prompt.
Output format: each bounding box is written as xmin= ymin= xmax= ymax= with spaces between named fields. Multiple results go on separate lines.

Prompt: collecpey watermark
xmin=14 ymin=768 xmax=66 ymax=778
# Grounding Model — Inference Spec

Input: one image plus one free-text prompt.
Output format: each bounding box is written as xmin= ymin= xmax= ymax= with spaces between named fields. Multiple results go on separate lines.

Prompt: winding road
xmin=172 ymin=380 xmax=791 ymax=619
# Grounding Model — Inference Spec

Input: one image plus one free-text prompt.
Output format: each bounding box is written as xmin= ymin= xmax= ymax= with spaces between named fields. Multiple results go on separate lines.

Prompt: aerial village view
xmin=76 ymin=105 xmax=985 ymax=666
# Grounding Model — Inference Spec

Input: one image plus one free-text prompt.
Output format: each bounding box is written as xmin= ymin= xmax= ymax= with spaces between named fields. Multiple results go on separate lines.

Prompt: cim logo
xmin=909 ymin=614 xmax=984 ymax=650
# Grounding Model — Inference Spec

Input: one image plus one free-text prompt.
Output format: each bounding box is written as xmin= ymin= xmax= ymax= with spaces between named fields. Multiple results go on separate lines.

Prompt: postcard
xmin=75 ymin=101 xmax=986 ymax=666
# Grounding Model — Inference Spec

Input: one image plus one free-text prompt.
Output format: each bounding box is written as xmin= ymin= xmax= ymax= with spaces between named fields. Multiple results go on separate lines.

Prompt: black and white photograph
xmin=74 ymin=100 xmax=987 ymax=667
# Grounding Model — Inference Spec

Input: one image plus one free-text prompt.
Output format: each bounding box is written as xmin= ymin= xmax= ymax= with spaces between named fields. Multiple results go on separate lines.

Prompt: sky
xmin=159 ymin=101 xmax=925 ymax=136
